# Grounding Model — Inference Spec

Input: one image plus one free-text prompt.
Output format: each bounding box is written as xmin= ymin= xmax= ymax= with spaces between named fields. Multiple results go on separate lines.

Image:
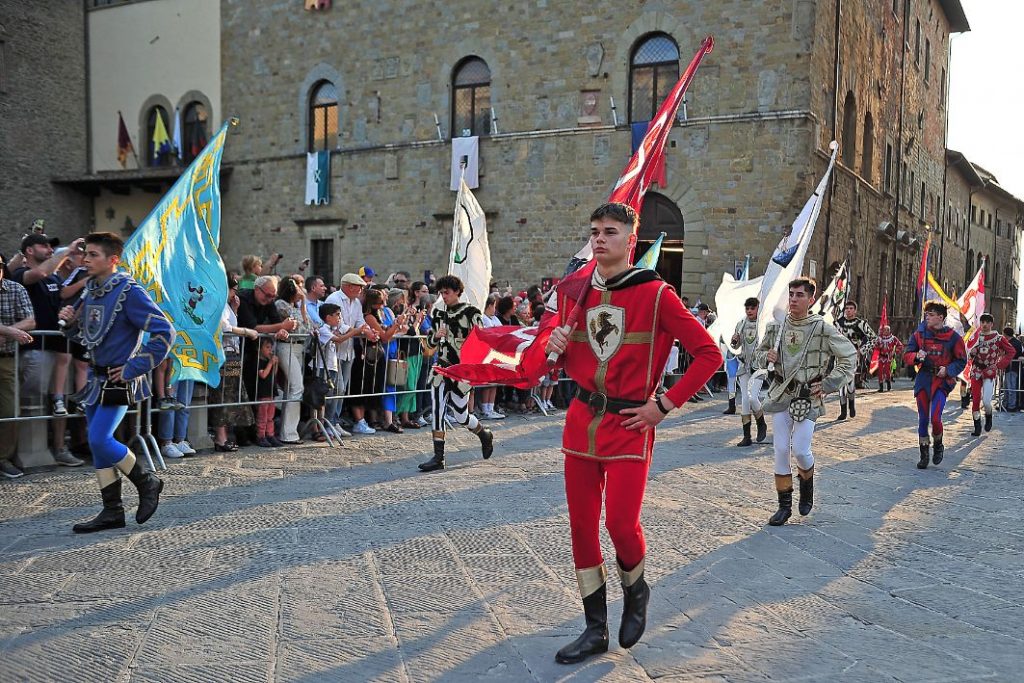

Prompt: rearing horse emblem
xmin=585 ymin=304 xmax=625 ymax=362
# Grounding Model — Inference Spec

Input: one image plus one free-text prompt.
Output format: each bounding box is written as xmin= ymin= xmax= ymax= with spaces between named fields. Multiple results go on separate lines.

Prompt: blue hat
xmin=358 ymin=266 xmax=376 ymax=278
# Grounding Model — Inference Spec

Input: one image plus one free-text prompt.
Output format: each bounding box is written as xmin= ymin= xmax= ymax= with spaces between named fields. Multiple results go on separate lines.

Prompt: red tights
xmin=564 ymin=455 xmax=648 ymax=571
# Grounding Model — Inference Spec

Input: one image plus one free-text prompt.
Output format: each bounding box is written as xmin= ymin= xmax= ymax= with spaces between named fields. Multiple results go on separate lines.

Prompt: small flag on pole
xmin=172 ymin=107 xmax=183 ymax=162
xmin=117 ymin=112 xmax=135 ymax=169
xmin=634 ymin=232 xmax=666 ymax=270
xmin=152 ymin=111 xmax=172 ymax=164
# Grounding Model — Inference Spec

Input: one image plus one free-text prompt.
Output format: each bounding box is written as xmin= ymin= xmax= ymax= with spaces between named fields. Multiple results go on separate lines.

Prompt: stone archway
xmin=637 ymin=191 xmax=684 ymax=290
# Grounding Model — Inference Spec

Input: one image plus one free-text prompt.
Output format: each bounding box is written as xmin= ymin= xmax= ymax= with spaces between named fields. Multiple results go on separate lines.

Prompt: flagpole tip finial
xmin=230 ymin=117 xmax=240 ymax=127
xmin=828 ymin=140 xmax=838 ymax=152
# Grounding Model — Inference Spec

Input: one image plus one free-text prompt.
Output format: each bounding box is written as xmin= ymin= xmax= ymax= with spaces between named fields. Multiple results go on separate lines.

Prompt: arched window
xmin=452 ymin=57 xmax=491 ymax=137
xmin=629 ymin=33 xmax=679 ymax=124
xmin=967 ymin=249 xmax=975 ymax=278
xmin=977 ymin=252 xmax=984 ymax=274
xmin=182 ymin=101 xmax=209 ymax=165
xmin=842 ymin=91 xmax=857 ymax=163
xmin=309 ymin=80 xmax=338 ymax=152
xmin=861 ymin=112 xmax=874 ymax=180
xmin=145 ymin=105 xmax=172 ymax=167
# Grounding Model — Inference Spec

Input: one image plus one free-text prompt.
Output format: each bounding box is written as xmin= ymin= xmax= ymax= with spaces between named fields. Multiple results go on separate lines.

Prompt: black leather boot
xmin=971 ymin=414 xmax=982 ymax=437
xmin=124 ymin=462 xmax=163 ymax=524
xmin=737 ymin=420 xmax=753 ymax=447
xmin=617 ymin=558 xmax=650 ymax=649
xmin=932 ymin=435 xmax=944 ymax=465
xmin=555 ymin=574 xmax=608 ymax=665
xmin=836 ymin=401 xmax=848 ymax=421
xmin=768 ymin=475 xmax=793 ymax=526
xmin=917 ymin=439 xmax=930 ymax=469
xmin=418 ymin=437 xmax=446 ymax=472
xmin=848 ymin=395 xmax=856 ymax=418
xmin=73 ymin=479 xmax=126 ymax=533
xmin=877 ymin=383 xmax=884 ymax=393
xmin=476 ymin=426 xmax=494 ymax=459
xmin=984 ymin=412 xmax=993 ymax=432
xmin=755 ymin=412 xmax=768 ymax=443
xmin=886 ymin=380 xmax=892 ymax=392
xmin=723 ymin=397 xmax=736 ymax=415
xmin=797 ymin=468 xmax=814 ymax=516
xmin=960 ymin=393 xmax=971 ymax=410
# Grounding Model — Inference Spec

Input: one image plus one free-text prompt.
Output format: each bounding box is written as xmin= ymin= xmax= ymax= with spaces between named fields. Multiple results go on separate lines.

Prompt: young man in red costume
xmin=872 ymin=324 xmax=904 ymax=392
xmin=903 ymin=301 xmax=967 ymax=469
xmin=968 ymin=313 xmax=1015 ymax=435
xmin=544 ymin=202 xmax=720 ymax=665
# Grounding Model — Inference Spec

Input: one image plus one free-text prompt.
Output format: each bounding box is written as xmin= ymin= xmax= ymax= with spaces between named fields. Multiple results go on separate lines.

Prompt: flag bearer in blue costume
xmin=58 ymin=233 xmax=175 ymax=534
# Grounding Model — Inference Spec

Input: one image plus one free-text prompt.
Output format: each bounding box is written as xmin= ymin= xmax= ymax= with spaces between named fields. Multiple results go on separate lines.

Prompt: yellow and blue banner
xmin=634 ymin=232 xmax=666 ymax=270
xmin=121 ymin=120 xmax=230 ymax=387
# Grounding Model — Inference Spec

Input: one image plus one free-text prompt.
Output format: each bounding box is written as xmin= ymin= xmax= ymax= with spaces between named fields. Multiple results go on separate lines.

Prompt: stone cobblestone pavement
xmin=1 ymin=381 xmax=1022 ymax=682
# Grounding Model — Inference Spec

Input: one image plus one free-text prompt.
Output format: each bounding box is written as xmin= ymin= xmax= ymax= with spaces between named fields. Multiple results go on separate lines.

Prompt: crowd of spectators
xmin=5 ymin=227 xmax=1024 ymax=475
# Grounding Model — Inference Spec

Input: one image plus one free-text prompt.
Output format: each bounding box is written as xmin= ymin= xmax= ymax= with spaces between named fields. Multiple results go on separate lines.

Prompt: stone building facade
xmin=4 ymin=0 xmax=1018 ymax=332
xmin=0 ymin=0 xmax=92 ymax=257
xmin=217 ymin=0 xmax=1018 ymax=335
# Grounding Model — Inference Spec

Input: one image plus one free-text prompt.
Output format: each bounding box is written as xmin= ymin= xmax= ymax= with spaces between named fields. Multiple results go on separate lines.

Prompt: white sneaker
xmin=52 ymin=397 xmax=68 ymax=417
xmin=53 ymin=447 xmax=84 ymax=467
xmin=415 ymin=416 xmax=429 ymax=427
xmin=161 ymin=443 xmax=185 ymax=459
xmin=352 ymin=419 xmax=376 ymax=435
xmin=485 ymin=409 xmax=506 ymax=420
xmin=545 ymin=400 xmax=557 ymax=411
xmin=175 ymin=440 xmax=196 ymax=456
xmin=332 ymin=423 xmax=352 ymax=437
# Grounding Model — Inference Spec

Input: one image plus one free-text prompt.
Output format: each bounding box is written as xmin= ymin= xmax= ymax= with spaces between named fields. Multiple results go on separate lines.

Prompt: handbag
xmin=386 ymin=358 xmax=409 ymax=386
xmin=100 ymin=378 xmax=134 ymax=407
xmin=363 ymin=341 xmax=383 ymax=364
xmin=302 ymin=340 xmax=335 ymax=410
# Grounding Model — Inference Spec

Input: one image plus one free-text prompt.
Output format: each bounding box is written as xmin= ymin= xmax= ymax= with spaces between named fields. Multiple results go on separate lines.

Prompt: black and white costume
xmin=418 ymin=302 xmax=493 ymax=471
xmin=833 ymin=315 xmax=876 ymax=419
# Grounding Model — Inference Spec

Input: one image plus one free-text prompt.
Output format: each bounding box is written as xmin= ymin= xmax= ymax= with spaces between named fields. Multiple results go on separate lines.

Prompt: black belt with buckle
xmin=574 ymin=387 xmax=646 ymax=415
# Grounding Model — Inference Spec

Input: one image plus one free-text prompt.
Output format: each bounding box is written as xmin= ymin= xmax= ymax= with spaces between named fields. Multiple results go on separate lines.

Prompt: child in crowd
xmin=255 ymin=338 xmax=280 ymax=447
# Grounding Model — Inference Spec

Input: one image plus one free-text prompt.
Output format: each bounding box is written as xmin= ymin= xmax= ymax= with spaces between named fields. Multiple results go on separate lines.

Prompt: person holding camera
xmin=755 ymin=277 xmax=856 ymax=527
xmin=0 ymin=252 xmax=36 ymax=479
xmin=57 ymin=233 xmax=174 ymax=533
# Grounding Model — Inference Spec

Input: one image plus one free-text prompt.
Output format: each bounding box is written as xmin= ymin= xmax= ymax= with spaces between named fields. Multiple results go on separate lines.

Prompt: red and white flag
xmin=438 ymin=36 xmax=715 ymax=388
xmin=958 ymin=262 xmax=986 ymax=348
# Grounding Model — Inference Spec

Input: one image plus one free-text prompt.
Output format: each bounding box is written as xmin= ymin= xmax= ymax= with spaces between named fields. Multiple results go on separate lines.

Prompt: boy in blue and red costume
xmin=545 ymin=203 xmax=720 ymax=664
xmin=903 ymin=300 xmax=967 ymax=469
xmin=58 ymin=232 xmax=175 ymax=533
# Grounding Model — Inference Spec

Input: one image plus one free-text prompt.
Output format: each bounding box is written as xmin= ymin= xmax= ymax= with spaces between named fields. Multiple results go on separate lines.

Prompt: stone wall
xmin=0 ymin=0 xmax=91 ymax=256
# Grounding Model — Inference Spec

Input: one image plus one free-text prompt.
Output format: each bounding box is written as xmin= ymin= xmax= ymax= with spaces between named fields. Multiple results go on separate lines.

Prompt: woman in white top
xmin=273 ymin=276 xmax=313 ymax=444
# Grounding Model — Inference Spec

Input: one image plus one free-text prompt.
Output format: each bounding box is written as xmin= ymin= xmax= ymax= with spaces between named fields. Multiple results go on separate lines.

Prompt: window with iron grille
xmin=629 ymin=34 xmax=679 ymax=124
xmin=309 ymin=81 xmax=338 ymax=152
xmin=311 ymin=239 xmax=334 ymax=287
xmin=145 ymin=106 xmax=172 ymax=167
xmin=182 ymin=101 xmax=208 ymax=165
xmin=451 ymin=57 xmax=491 ymax=137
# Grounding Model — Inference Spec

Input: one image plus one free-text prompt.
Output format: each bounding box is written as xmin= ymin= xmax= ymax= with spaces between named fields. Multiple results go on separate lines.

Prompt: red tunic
xmin=559 ymin=277 xmax=720 ymax=462
xmin=874 ymin=335 xmax=904 ymax=364
xmin=969 ymin=331 xmax=1014 ymax=380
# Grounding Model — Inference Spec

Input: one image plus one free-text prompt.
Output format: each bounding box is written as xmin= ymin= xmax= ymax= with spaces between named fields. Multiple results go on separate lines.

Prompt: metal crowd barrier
xmin=0 ymin=330 xmax=164 ymax=471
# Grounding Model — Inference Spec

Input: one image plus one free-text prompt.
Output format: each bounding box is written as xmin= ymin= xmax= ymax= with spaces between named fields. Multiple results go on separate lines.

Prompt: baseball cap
xmin=340 ymin=272 xmax=366 ymax=286
xmin=358 ymin=266 xmax=376 ymax=278
xmin=697 ymin=303 xmax=711 ymax=311
xmin=21 ymin=233 xmax=51 ymax=252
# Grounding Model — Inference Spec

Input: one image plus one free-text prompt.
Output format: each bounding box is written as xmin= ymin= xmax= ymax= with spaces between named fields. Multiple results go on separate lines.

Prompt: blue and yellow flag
xmin=122 ymin=121 xmax=230 ymax=387
xmin=634 ymin=232 xmax=666 ymax=270
xmin=152 ymin=111 xmax=172 ymax=164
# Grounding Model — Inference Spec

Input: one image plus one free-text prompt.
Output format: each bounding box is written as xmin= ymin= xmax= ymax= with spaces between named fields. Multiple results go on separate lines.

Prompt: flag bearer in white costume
xmin=755 ymin=278 xmax=856 ymax=526
xmin=730 ymin=296 xmax=767 ymax=446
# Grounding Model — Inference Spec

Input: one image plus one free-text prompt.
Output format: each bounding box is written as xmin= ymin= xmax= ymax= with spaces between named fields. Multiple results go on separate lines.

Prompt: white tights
xmin=739 ymin=372 xmax=763 ymax=416
xmin=772 ymin=411 xmax=816 ymax=474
